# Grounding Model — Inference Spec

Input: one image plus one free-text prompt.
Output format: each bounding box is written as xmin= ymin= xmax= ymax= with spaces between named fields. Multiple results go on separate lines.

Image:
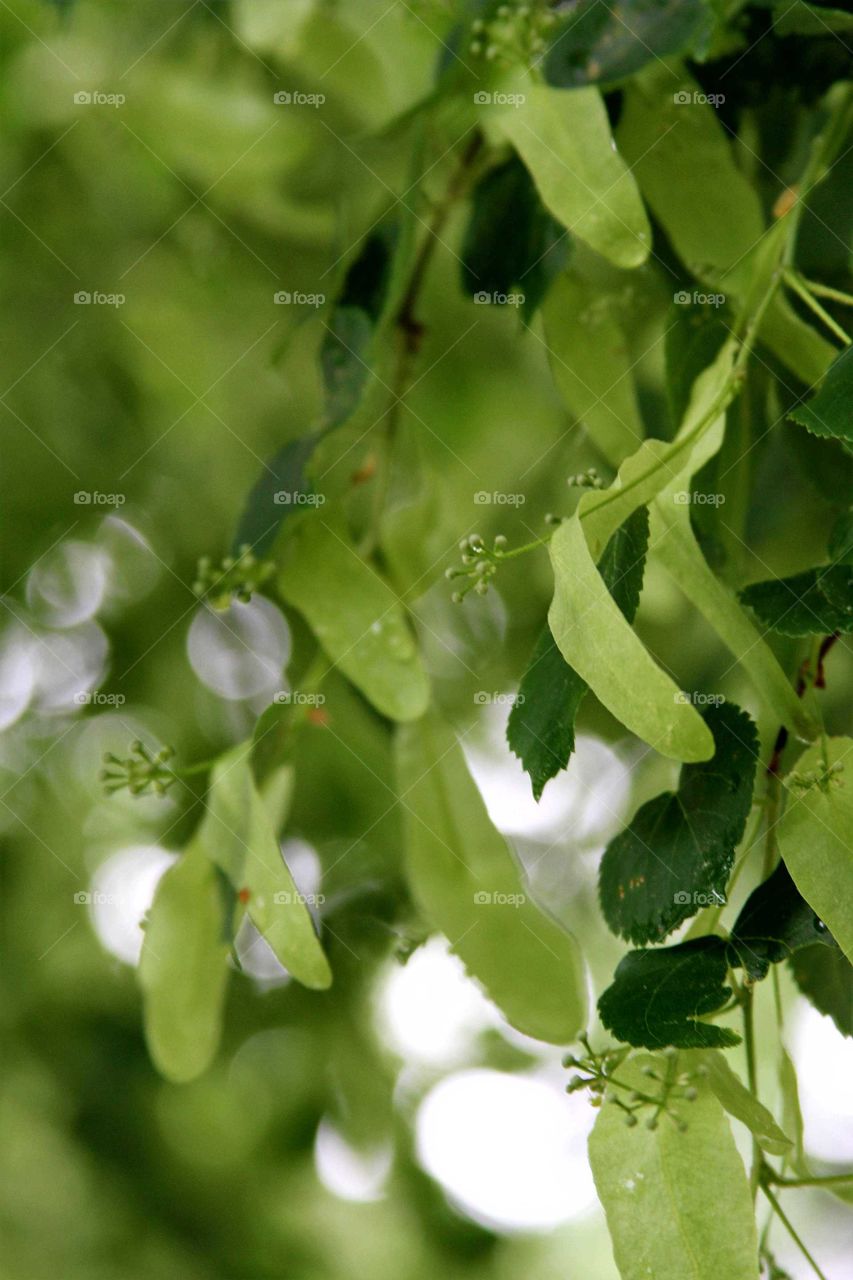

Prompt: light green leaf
xmin=498 ymin=84 xmax=650 ymax=269
xmin=616 ymin=66 xmax=764 ymax=282
xmin=778 ymin=737 xmax=853 ymax=962
xmin=577 ymin=340 xmax=735 ymax=560
xmin=779 ymin=1047 xmax=808 ymax=1176
xmin=549 ymin=514 xmax=713 ymax=761
xmin=697 ymin=1050 xmax=792 ymax=1155
xmin=589 ymin=1053 xmax=759 ymax=1280
xmin=139 ymin=842 xmax=232 ymax=1083
xmin=396 ymin=712 xmax=586 ymax=1043
xmin=277 ymin=512 xmax=429 ymax=722
xmin=197 ymin=746 xmax=332 ymax=989
xmin=649 ymin=498 xmax=817 ymax=739
xmin=542 ymin=272 xmax=646 ymax=468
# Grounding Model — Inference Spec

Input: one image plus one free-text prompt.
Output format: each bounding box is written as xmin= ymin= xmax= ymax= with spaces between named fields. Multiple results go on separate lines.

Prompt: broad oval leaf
xmin=498 ymin=84 xmax=650 ymax=269
xmin=598 ymin=937 xmax=740 ymax=1049
xmin=728 ymin=860 xmax=838 ymax=981
xmin=139 ymin=842 xmax=232 ymax=1083
xmin=778 ymin=737 xmax=853 ymax=962
xmin=277 ymin=512 xmax=430 ymax=722
xmin=599 ymin=701 xmax=758 ymax=944
xmin=548 ymin=514 xmax=713 ymax=761
xmin=396 ymin=712 xmax=586 ymax=1043
xmin=589 ymin=1052 xmax=759 ymax=1280
xmin=197 ymin=745 xmax=332 ymax=989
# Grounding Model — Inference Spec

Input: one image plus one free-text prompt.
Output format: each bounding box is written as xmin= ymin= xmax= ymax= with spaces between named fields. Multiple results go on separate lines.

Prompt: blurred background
xmin=1 ymin=2 xmax=851 ymax=1277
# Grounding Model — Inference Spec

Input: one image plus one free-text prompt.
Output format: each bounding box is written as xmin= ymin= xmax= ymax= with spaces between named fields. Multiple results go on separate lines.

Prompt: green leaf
xmin=598 ymin=938 xmax=740 ymax=1049
xmin=616 ymin=65 xmax=764 ymax=282
xmin=664 ymin=301 xmax=729 ymax=433
xmin=231 ymin=433 xmax=323 ymax=557
xmin=739 ymin=566 xmax=853 ymax=637
xmin=773 ymin=0 xmax=853 ymax=36
xmin=277 ymin=512 xmax=429 ymax=722
xmin=790 ymin=944 xmax=853 ymax=1038
xmin=728 ymin=860 xmax=839 ymax=981
xmin=498 ymin=83 xmax=650 ymax=269
xmin=196 ymin=746 xmax=332 ymax=989
xmin=542 ymin=272 xmax=646 ymax=468
xmin=599 ymin=701 xmax=758 ymax=944
xmin=650 ymin=499 xmax=819 ymax=739
xmin=320 ymin=306 xmax=374 ymax=428
xmin=779 ymin=1047 xmax=808 ymax=1177
xmin=138 ymin=842 xmax=233 ymax=1083
xmin=589 ymin=1053 xmax=758 ymax=1280
xmin=545 ymin=0 xmax=713 ymax=91
xmin=789 ymin=345 xmax=853 ymax=443
xmin=778 ymin=737 xmax=853 ymax=962
xmin=461 ymin=154 xmax=568 ymax=319
xmin=696 ymin=1050 xmax=792 ymax=1155
xmin=508 ymin=508 xmax=649 ymax=799
xmin=396 ymin=712 xmax=586 ymax=1044
xmin=548 ymin=513 xmax=713 ymax=762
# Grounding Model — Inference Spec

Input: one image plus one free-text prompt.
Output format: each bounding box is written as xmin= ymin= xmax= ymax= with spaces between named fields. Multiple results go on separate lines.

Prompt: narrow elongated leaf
xmin=589 ymin=1053 xmax=758 ymax=1280
xmin=277 ymin=512 xmax=429 ymax=722
xmin=231 ymin=433 xmax=323 ymax=557
xmin=396 ymin=713 xmax=586 ymax=1043
xmin=548 ymin=513 xmax=713 ymax=761
xmin=542 ymin=272 xmax=646 ymax=468
xmin=577 ymin=340 xmax=735 ymax=560
xmin=508 ymin=508 xmax=649 ymax=799
xmin=790 ymin=945 xmax=853 ymax=1038
xmin=197 ymin=745 xmax=332 ymax=988
xmin=498 ymin=84 xmax=650 ymax=269
xmin=696 ymin=1050 xmax=791 ymax=1155
xmin=739 ymin=565 xmax=853 ymax=637
xmin=139 ymin=842 xmax=232 ymax=1083
xmin=461 ymin=155 xmax=567 ymax=319
xmin=789 ymin=343 xmax=853 ymax=444
xmin=778 ymin=737 xmax=853 ymax=961
xmin=544 ymin=0 xmax=712 ymax=90
xmin=650 ymin=499 xmax=818 ymax=738
xmin=599 ymin=702 xmax=758 ymax=944
xmin=728 ymin=860 xmax=838 ymax=980
xmin=598 ymin=937 xmax=739 ymax=1049
xmin=320 ymin=306 xmax=374 ymax=427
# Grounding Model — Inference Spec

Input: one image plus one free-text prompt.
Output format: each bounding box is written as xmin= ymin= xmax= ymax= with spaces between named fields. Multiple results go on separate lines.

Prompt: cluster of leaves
xmin=72 ymin=0 xmax=853 ymax=1274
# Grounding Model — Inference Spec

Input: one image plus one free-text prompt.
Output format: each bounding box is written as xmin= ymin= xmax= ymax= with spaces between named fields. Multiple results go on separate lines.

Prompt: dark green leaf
xmin=789 ymin=344 xmax=853 ymax=443
xmin=320 ymin=306 xmax=374 ymax=428
xmin=599 ymin=701 xmax=758 ymax=944
xmin=231 ymin=434 xmax=322 ymax=557
xmin=728 ymin=861 xmax=838 ymax=981
xmin=664 ymin=300 xmax=729 ymax=434
xmin=508 ymin=508 xmax=649 ymax=800
xmin=598 ymin=937 xmax=740 ymax=1049
xmin=739 ymin=565 xmax=853 ymax=636
xmin=790 ymin=944 xmax=853 ymax=1038
xmin=461 ymin=155 xmax=568 ymax=320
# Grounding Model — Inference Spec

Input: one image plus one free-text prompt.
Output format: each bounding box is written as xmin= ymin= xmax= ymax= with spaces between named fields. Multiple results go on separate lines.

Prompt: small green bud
xmin=625 ymin=1113 xmax=638 ymax=1127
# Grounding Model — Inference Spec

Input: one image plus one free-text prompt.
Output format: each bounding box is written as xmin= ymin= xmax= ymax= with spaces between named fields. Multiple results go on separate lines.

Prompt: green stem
xmin=785 ymin=270 xmax=852 ymax=346
xmin=799 ymin=277 xmax=853 ymax=307
xmin=768 ymin=1172 xmax=853 ymax=1188
xmin=742 ymin=985 xmax=761 ymax=1200
xmin=760 ymin=1184 xmax=830 ymax=1280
